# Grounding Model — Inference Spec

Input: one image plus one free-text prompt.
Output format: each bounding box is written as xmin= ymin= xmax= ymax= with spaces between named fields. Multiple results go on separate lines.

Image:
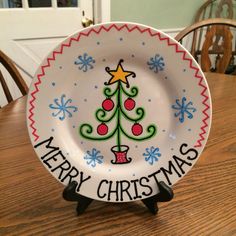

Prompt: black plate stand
xmin=63 ymin=180 xmax=174 ymax=215
xmin=141 ymin=181 xmax=174 ymax=214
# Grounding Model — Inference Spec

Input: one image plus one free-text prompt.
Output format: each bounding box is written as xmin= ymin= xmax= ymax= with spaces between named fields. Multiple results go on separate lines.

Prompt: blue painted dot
xmin=120 ymin=37 xmax=123 ymax=41
xmin=52 ymin=82 xmax=56 ymax=86
xmin=97 ymin=41 xmax=100 ymax=45
xmin=142 ymin=42 xmax=145 ymax=45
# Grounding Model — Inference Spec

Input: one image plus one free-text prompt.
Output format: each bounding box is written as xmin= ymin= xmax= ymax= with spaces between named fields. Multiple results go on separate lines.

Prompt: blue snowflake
xmin=147 ymin=54 xmax=165 ymax=73
xmin=49 ymin=94 xmax=78 ymax=120
xmin=172 ymin=97 xmax=196 ymax=123
xmin=74 ymin=53 xmax=95 ymax=72
xmin=143 ymin=146 xmax=161 ymax=165
xmin=84 ymin=148 xmax=103 ymax=167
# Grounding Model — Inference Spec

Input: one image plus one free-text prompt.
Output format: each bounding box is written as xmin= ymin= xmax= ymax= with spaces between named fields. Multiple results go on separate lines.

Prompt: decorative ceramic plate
xmin=27 ymin=22 xmax=212 ymax=202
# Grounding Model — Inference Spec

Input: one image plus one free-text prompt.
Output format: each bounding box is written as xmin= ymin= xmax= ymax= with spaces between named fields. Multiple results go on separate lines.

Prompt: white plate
xmin=27 ymin=22 xmax=212 ymax=202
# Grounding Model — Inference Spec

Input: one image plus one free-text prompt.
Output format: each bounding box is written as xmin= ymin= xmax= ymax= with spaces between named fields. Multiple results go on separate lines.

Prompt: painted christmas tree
xmin=79 ymin=59 xmax=157 ymax=164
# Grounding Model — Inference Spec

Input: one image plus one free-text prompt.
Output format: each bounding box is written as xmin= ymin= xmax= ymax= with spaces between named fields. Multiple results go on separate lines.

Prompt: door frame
xmin=94 ymin=0 xmax=110 ymax=24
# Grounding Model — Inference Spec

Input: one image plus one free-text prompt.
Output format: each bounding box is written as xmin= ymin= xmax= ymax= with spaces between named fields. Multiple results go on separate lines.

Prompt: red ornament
xmin=132 ymin=123 xmax=143 ymax=136
xmin=102 ymin=98 xmax=114 ymax=111
xmin=97 ymin=123 xmax=108 ymax=135
xmin=124 ymin=98 xmax=135 ymax=110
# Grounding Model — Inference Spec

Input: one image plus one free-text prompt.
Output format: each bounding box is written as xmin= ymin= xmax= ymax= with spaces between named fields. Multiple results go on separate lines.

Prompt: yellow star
xmin=106 ymin=60 xmax=135 ymax=87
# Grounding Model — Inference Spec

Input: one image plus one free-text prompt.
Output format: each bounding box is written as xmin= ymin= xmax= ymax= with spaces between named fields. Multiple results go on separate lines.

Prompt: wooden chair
xmin=0 ymin=50 xmax=28 ymax=105
xmin=175 ymin=18 xmax=236 ymax=73
xmin=194 ymin=0 xmax=235 ymax=22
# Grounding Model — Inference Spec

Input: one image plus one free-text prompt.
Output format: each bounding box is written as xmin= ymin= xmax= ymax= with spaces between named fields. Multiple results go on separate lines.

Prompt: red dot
xmin=97 ymin=123 xmax=108 ymax=135
xmin=102 ymin=98 xmax=114 ymax=111
xmin=124 ymin=98 xmax=135 ymax=111
xmin=132 ymin=123 xmax=143 ymax=136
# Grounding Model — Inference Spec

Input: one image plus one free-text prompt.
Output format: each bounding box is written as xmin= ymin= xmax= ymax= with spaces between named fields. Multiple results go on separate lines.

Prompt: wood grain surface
xmin=0 ymin=73 xmax=236 ymax=236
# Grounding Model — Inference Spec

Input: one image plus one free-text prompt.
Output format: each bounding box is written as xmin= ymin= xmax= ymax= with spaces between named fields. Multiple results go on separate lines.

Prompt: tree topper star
xmin=105 ymin=59 xmax=136 ymax=87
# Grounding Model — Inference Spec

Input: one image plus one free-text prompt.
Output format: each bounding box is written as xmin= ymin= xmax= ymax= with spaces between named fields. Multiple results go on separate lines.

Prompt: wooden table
xmin=0 ymin=73 xmax=236 ymax=235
